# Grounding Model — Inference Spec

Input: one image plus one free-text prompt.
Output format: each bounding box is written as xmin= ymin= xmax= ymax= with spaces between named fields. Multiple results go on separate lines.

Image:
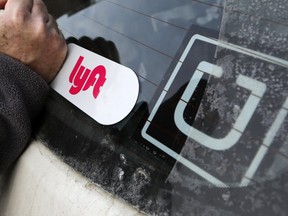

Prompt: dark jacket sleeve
xmin=0 ymin=53 xmax=49 ymax=174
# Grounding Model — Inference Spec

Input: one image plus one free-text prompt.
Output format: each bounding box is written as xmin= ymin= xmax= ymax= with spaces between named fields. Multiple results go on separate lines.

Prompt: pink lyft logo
xmin=69 ymin=56 xmax=106 ymax=99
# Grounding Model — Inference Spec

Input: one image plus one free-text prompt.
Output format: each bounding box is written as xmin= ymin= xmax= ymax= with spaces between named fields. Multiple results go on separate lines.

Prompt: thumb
xmin=0 ymin=0 xmax=7 ymax=9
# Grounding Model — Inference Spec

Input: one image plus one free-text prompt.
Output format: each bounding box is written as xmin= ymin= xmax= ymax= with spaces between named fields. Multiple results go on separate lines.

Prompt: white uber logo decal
xmin=141 ymin=34 xmax=288 ymax=187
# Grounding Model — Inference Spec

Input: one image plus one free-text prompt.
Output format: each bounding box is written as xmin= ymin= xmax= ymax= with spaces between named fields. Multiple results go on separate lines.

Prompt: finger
xmin=0 ymin=0 xmax=7 ymax=9
xmin=31 ymin=0 xmax=49 ymax=22
xmin=5 ymin=0 xmax=33 ymax=13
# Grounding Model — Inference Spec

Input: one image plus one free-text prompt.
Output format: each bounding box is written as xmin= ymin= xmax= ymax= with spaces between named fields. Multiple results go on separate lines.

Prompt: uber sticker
xmin=51 ymin=43 xmax=139 ymax=125
xmin=141 ymin=34 xmax=288 ymax=187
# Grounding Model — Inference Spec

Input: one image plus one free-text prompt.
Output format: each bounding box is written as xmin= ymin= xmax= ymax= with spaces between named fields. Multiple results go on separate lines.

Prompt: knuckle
xmin=35 ymin=0 xmax=47 ymax=9
xmin=12 ymin=9 xmax=29 ymax=24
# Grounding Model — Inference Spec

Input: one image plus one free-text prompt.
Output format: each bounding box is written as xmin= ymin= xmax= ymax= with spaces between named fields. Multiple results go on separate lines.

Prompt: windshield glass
xmin=37 ymin=0 xmax=288 ymax=215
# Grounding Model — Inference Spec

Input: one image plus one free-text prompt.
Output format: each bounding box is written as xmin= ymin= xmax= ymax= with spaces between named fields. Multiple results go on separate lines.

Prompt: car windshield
xmin=37 ymin=0 xmax=288 ymax=215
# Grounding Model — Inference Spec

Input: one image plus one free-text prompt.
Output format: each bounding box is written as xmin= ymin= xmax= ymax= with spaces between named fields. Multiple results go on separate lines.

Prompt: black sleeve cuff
xmin=0 ymin=53 xmax=49 ymax=173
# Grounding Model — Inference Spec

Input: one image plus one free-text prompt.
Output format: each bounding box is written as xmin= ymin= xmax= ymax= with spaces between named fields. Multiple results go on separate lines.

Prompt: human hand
xmin=0 ymin=0 xmax=67 ymax=82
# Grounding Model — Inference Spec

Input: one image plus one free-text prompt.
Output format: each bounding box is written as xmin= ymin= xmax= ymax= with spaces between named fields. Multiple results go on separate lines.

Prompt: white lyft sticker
xmin=51 ymin=43 xmax=139 ymax=125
